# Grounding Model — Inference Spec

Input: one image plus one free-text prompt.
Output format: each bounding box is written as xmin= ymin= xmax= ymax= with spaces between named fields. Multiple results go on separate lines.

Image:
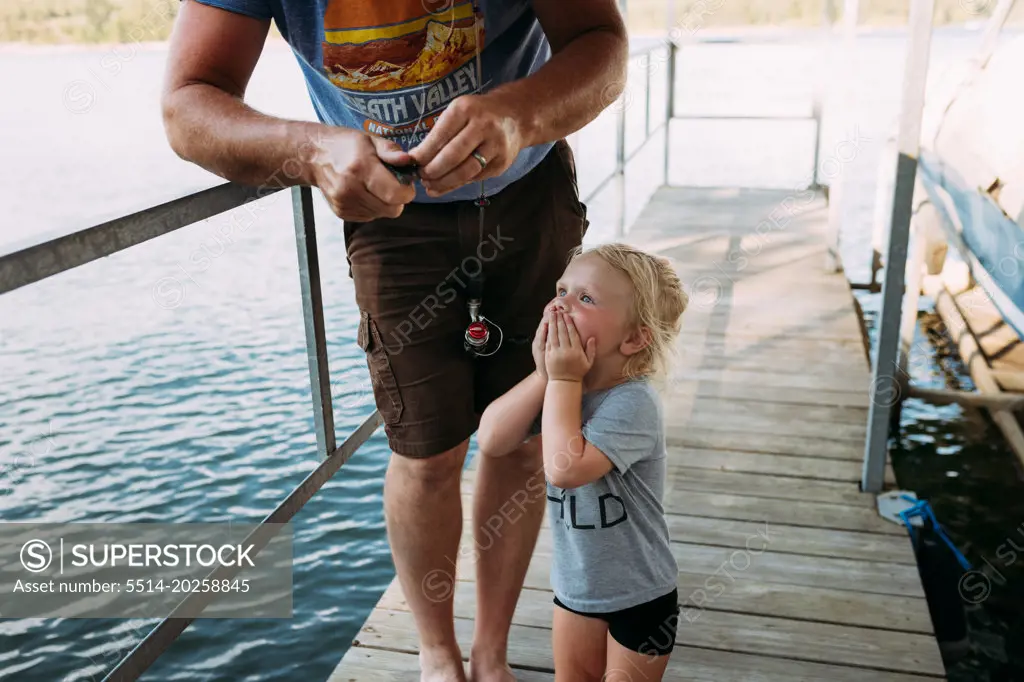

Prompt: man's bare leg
xmin=385 ymin=441 xmax=470 ymax=682
xmin=469 ymin=438 xmax=546 ymax=682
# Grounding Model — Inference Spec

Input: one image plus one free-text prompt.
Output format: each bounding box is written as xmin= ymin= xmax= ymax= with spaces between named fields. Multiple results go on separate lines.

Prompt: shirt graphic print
xmin=320 ymin=0 xmax=486 ymax=149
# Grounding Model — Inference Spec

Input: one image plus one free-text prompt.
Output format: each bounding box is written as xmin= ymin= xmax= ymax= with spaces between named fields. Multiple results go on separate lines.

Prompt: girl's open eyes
xmin=557 ymin=288 xmax=594 ymax=304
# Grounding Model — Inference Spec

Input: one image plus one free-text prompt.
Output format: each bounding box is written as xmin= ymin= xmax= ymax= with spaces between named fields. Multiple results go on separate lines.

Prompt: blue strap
xmin=896 ymin=495 xmax=972 ymax=571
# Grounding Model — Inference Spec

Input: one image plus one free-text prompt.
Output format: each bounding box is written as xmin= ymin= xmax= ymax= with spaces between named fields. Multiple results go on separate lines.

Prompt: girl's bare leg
xmin=552 ymin=604 xmax=608 ymax=682
xmin=602 ymin=633 xmax=672 ymax=682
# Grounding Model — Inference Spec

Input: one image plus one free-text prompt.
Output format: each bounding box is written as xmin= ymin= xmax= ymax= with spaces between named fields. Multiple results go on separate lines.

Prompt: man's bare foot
xmin=468 ymin=650 xmax=516 ymax=682
xmin=419 ymin=645 xmax=468 ymax=682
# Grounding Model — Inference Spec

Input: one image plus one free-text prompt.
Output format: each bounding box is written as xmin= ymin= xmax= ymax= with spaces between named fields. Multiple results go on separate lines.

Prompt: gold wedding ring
xmin=471 ymin=151 xmax=488 ymax=169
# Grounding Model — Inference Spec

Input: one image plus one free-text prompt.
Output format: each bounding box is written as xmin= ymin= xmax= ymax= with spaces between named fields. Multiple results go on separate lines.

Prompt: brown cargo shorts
xmin=343 ymin=139 xmax=589 ymax=458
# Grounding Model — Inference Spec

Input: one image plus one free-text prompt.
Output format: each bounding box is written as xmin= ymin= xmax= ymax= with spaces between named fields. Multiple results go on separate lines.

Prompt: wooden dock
xmin=330 ymin=187 xmax=946 ymax=681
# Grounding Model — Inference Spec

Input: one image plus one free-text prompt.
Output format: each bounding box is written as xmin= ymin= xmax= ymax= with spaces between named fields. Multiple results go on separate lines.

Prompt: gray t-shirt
xmin=532 ymin=378 xmax=678 ymax=612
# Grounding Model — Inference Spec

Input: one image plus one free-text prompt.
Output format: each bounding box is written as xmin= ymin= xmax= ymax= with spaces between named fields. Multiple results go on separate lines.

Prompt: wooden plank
xmin=662 ymin=490 xmax=904 ymax=535
xmin=671 ymin=380 xmax=872 ymax=408
xmin=931 ymin=283 xmax=1024 ymax=467
xmin=681 ymin=302 xmax=863 ymax=322
xmin=682 ymin=292 xmax=858 ymax=312
xmin=992 ymin=368 xmax=1024 ymax=391
xmin=667 ymin=542 xmax=925 ymax=598
xmin=673 ymin=576 xmax=934 ymax=634
xmin=682 ymin=303 xmax=866 ymax=328
xmin=677 ymin=347 xmax=869 ymax=376
xmin=666 ymin=427 xmax=866 ymax=460
xmin=678 ymin=355 xmax=867 ymax=377
xmin=680 ymin=277 xmax=848 ymax=300
xmin=646 ymin=228 xmax=829 ymax=253
xmin=661 ymin=645 xmax=941 ymax=682
xmin=665 ymin=395 xmax=870 ymax=426
xmin=661 ymin=239 xmax=828 ymax=273
xmin=678 ymin=610 xmax=944 ymax=676
xmin=664 ymin=467 xmax=874 ymax=506
xmin=673 ymin=357 xmax=870 ymax=384
xmin=680 ymin=257 xmax=845 ymax=284
xmin=641 ymin=216 xmax=829 ymax=241
xmin=462 ymin=447 xmax=893 ymax=490
xmin=630 ymin=186 xmax=828 ymax=227
xmin=679 ymin=324 xmax=865 ymax=346
xmin=953 ymin=286 xmax=1024 ymax=368
xmin=329 ymin=646 xmax=555 ymax=682
xmin=351 ymin=608 xmax=550 ymax=674
xmin=665 ymin=407 xmax=869 ymax=441
xmin=666 ymin=447 xmax=896 ymax=484
xmin=679 ymin=346 xmax=864 ymax=372
xmin=677 ymin=353 xmax=869 ymax=374
xmin=366 ymin=585 xmax=943 ymax=677
xmin=457 ymin=488 xmax=900 ymax=538
xmin=457 ymin=497 xmax=910 ymax=564
xmin=680 ymin=299 xmax=864 ymax=318
xmin=413 ymin=568 xmax=933 ymax=637
xmin=677 ymin=328 xmax=866 ymax=348
xmin=453 ymin=537 xmax=922 ymax=599
xmin=663 ymin=514 xmax=913 ymax=564
xmin=673 ymin=367 xmax=869 ymax=394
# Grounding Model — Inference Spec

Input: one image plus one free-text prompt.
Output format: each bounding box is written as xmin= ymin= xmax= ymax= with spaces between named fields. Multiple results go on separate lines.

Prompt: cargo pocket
xmin=356 ymin=310 xmax=404 ymax=425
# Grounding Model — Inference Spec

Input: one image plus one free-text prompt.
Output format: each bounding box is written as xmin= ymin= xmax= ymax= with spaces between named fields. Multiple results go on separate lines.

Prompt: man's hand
xmin=310 ymin=129 xmax=418 ymax=221
xmin=402 ymin=0 xmax=626 ymax=198
xmin=407 ymin=93 xmax=526 ymax=197
xmin=545 ymin=310 xmax=596 ymax=382
xmin=162 ymin=1 xmax=421 ymax=220
xmin=532 ymin=311 xmax=550 ymax=380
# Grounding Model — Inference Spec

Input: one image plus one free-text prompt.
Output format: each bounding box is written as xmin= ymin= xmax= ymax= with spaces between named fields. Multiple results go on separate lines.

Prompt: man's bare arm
xmin=161 ymin=0 xmax=415 ymax=220
xmin=500 ymin=0 xmax=629 ymax=148
xmin=161 ymin=2 xmax=308 ymax=185
xmin=410 ymin=0 xmax=628 ymax=194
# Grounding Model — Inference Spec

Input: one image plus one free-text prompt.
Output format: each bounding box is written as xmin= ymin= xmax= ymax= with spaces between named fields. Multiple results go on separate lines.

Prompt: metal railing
xmin=665 ymin=35 xmax=826 ymax=189
xmin=572 ymin=39 xmax=677 ymax=237
xmin=575 ymin=34 xmax=823 ymax=244
xmin=0 ymin=38 xmax=674 ymax=682
xmin=1 ymin=179 xmax=382 ymax=681
xmin=582 ymin=34 xmax=826 ymax=239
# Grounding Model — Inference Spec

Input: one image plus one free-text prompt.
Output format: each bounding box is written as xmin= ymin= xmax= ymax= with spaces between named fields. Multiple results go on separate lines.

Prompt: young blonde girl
xmin=478 ymin=243 xmax=688 ymax=682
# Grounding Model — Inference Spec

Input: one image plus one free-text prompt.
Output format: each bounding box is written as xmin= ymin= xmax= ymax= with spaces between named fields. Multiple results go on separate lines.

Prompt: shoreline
xmin=0 ymin=34 xmax=290 ymax=54
xmin=0 ymin=21 xmax=1003 ymax=54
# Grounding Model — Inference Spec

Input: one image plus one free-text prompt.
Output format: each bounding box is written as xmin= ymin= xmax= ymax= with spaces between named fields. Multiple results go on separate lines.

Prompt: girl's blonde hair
xmin=568 ymin=243 xmax=688 ymax=385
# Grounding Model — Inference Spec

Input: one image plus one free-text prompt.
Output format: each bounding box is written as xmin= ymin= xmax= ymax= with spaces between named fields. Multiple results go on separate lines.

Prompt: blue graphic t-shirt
xmin=193 ymin=0 xmax=555 ymax=203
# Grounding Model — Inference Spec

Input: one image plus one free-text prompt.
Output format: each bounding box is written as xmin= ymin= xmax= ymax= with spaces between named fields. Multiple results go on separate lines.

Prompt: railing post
xmin=644 ymin=51 xmax=652 ymax=139
xmin=818 ymin=0 xmax=837 ymax=271
xmin=613 ymin=0 xmax=628 ymax=238
xmin=664 ymin=39 xmax=676 ymax=186
xmin=810 ymin=98 xmax=823 ymax=192
xmin=292 ymin=186 xmax=337 ymax=459
xmin=862 ymin=0 xmax=934 ymax=493
xmin=615 ymin=84 xmax=627 ymax=238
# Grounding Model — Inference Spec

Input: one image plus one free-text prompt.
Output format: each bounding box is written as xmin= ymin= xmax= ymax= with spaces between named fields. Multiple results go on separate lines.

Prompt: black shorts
xmin=554 ymin=588 xmax=680 ymax=656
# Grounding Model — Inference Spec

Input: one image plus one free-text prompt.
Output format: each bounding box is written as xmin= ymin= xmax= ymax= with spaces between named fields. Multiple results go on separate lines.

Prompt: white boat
xmin=916 ymin=15 xmax=1024 ymax=336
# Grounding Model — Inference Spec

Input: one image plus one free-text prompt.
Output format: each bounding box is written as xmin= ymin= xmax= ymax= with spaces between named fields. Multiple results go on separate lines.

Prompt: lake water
xmin=1 ymin=27 xmax=1022 ymax=681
